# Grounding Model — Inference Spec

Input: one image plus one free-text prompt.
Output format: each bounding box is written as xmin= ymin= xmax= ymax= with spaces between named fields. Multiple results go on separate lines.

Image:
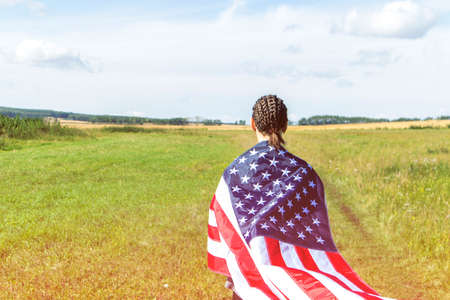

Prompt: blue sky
xmin=1 ymin=0 xmax=449 ymax=121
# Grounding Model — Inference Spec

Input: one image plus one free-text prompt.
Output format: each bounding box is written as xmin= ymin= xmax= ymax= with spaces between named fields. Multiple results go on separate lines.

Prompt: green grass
xmin=0 ymin=128 xmax=448 ymax=299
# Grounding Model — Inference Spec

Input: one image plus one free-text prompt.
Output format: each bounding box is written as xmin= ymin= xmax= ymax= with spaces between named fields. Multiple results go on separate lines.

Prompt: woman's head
xmin=252 ymin=95 xmax=288 ymax=149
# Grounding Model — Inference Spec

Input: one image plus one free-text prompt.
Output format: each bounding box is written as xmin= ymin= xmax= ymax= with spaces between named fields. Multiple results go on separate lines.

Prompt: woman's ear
xmin=282 ymin=123 xmax=288 ymax=133
xmin=251 ymin=117 xmax=257 ymax=132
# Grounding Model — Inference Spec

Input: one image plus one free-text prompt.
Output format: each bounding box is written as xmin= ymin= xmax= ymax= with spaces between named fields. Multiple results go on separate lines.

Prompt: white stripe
xmin=249 ymin=237 xmax=271 ymax=265
xmin=279 ymin=241 xmax=305 ymax=269
xmin=207 ymin=237 xmax=228 ymax=259
xmin=309 ymin=249 xmax=363 ymax=293
xmin=219 ymin=233 xmax=271 ymax=300
xmin=214 ymin=177 xmax=287 ymax=300
xmin=208 ymin=209 xmax=217 ymax=226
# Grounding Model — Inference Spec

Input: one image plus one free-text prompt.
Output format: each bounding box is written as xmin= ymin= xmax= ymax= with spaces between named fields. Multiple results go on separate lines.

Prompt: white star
xmin=273 ymin=179 xmax=281 ymax=186
xmin=261 ymin=171 xmax=271 ymax=180
xmin=287 ymin=200 xmax=293 ymax=208
xmin=289 ymin=158 xmax=298 ymax=166
xmin=245 ymin=193 xmax=254 ymax=200
xmin=257 ymin=197 xmax=266 ymax=206
xmin=293 ymin=174 xmax=302 ymax=182
xmin=278 ymin=150 xmax=286 ymax=156
xmin=241 ymin=175 xmax=250 ymax=184
xmin=229 ymin=167 xmax=238 ymax=175
xmin=235 ymin=201 xmax=244 ymax=209
xmin=312 ymin=218 xmax=320 ymax=226
xmin=310 ymin=199 xmax=318 ymax=207
xmin=258 ymin=152 xmax=267 ymax=158
xmin=281 ymin=168 xmax=291 ymax=177
xmin=302 ymin=207 xmax=310 ymax=214
xmin=261 ymin=222 xmax=269 ymax=230
xmin=278 ymin=205 xmax=285 ymax=215
xmin=279 ymin=226 xmax=287 ymax=234
xmin=251 ymin=218 xmax=257 ymax=225
xmin=297 ymin=232 xmax=306 ymax=240
xmin=244 ymin=230 xmax=250 ymax=238
xmin=295 ymin=213 xmax=302 ymax=221
xmin=316 ymin=236 xmax=325 ymax=244
xmin=295 ymin=193 xmax=301 ymax=201
xmin=286 ymin=219 xmax=295 ymax=228
xmin=239 ymin=216 xmax=247 ymax=224
xmin=268 ymin=145 xmax=274 ymax=151
xmin=308 ymin=163 xmax=313 ymax=169
xmin=248 ymin=207 xmax=257 ymax=215
xmin=308 ymin=181 xmax=316 ymax=188
xmin=249 ymin=162 xmax=258 ymax=171
xmin=285 ymin=183 xmax=294 ymax=191
xmin=301 ymin=168 xmax=308 ymax=175
xmin=253 ymin=182 xmax=262 ymax=191
xmin=249 ymin=148 xmax=258 ymax=156
xmin=269 ymin=216 xmax=277 ymax=224
xmin=269 ymin=157 xmax=279 ymax=167
xmin=232 ymin=186 xmax=241 ymax=193
xmin=302 ymin=187 xmax=308 ymax=195
xmin=266 ymin=190 xmax=274 ymax=197
xmin=305 ymin=225 xmax=313 ymax=233
xmin=238 ymin=156 xmax=247 ymax=164
xmin=276 ymin=192 xmax=284 ymax=199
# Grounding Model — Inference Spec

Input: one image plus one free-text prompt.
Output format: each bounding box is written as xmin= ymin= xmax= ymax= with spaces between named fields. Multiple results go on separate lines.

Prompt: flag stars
xmin=269 ymin=157 xmax=279 ymax=167
xmin=268 ymin=145 xmax=274 ymax=152
xmin=249 ymin=162 xmax=258 ymax=171
xmin=302 ymin=187 xmax=308 ymax=195
xmin=248 ymin=207 xmax=257 ymax=215
xmin=245 ymin=193 xmax=254 ymax=200
xmin=310 ymin=200 xmax=318 ymax=207
xmin=266 ymin=190 xmax=274 ymax=197
xmin=258 ymin=152 xmax=267 ymax=158
xmin=278 ymin=150 xmax=286 ymax=156
xmin=269 ymin=216 xmax=277 ymax=224
xmin=256 ymin=197 xmax=266 ymax=206
xmin=276 ymin=192 xmax=284 ymax=199
xmin=295 ymin=193 xmax=301 ymax=201
xmin=261 ymin=222 xmax=269 ymax=230
xmin=281 ymin=168 xmax=291 ymax=176
xmin=251 ymin=218 xmax=258 ymax=225
xmin=249 ymin=148 xmax=258 ymax=156
xmin=312 ymin=218 xmax=320 ymax=226
xmin=273 ymin=179 xmax=281 ymax=186
xmin=253 ymin=182 xmax=262 ymax=191
xmin=295 ymin=213 xmax=302 ymax=221
xmin=287 ymin=200 xmax=293 ymax=208
xmin=302 ymin=207 xmax=310 ymax=215
xmin=285 ymin=183 xmax=294 ymax=191
xmin=241 ymin=175 xmax=250 ymax=184
xmin=239 ymin=216 xmax=247 ymax=225
xmin=309 ymin=181 xmax=316 ymax=188
xmin=229 ymin=167 xmax=238 ymax=175
xmin=289 ymin=158 xmax=298 ymax=166
xmin=286 ymin=219 xmax=295 ymax=228
xmin=232 ymin=186 xmax=241 ymax=193
xmin=279 ymin=226 xmax=287 ymax=234
xmin=316 ymin=236 xmax=325 ymax=244
xmin=297 ymin=232 xmax=306 ymax=240
xmin=238 ymin=156 xmax=247 ymax=164
xmin=235 ymin=201 xmax=244 ymax=209
xmin=261 ymin=171 xmax=271 ymax=180
xmin=293 ymin=174 xmax=302 ymax=182
xmin=301 ymin=168 xmax=308 ymax=175
xmin=305 ymin=226 xmax=313 ymax=234
xmin=278 ymin=205 xmax=286 ymax=215
xmin=244 ymin=231 xmax=250 ymax=238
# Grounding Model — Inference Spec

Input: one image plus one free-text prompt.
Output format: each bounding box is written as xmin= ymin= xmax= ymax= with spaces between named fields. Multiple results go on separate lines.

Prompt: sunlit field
xmin=0 ymin=127 xmax=448 ymax=299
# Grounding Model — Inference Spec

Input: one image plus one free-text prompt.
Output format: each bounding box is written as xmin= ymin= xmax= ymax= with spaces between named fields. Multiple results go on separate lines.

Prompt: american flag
xmin=207 ymin=141 xmax=393 ymax=299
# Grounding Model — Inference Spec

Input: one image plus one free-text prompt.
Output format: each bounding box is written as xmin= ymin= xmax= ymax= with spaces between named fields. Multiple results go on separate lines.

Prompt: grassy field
xmin=0 ymin=127 xmax=449 ymax=299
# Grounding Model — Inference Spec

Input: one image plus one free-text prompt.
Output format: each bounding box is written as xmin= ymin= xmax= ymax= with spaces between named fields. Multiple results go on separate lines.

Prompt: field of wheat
xmin=0 ymin=127 xmax=448 ymax=299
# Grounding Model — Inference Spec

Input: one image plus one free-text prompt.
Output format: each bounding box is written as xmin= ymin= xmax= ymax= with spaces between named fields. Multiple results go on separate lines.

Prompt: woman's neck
xmin=256 ymin=130 xmax=269 ymax=143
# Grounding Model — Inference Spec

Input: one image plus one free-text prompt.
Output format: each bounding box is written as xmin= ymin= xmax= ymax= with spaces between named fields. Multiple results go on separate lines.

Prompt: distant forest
xmin=1 ymin=106 xmax=449 ymax=126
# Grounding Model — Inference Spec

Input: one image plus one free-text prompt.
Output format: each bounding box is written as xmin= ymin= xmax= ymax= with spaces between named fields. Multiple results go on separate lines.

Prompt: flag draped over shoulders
xmin=207 ymin=140 xmax=392 ymax=300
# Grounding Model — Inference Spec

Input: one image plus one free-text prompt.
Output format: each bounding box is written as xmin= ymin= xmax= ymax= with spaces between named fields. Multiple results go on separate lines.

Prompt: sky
xmin=1 ymin=0 xmax=449 ymax=122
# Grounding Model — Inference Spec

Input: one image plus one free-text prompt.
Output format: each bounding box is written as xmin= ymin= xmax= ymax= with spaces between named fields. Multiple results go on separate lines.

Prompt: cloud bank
xmin=336 ymin=1 xmax=437 ymax=39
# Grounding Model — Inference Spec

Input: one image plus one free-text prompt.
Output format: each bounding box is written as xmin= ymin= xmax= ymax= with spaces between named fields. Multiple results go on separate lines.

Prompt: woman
xmin=207 ymin=95 xmax=383 ymax=299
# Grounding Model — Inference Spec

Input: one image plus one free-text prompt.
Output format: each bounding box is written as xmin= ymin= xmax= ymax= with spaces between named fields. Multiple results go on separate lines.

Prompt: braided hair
xmin=252 ymin=95 xmax=288 ymax=149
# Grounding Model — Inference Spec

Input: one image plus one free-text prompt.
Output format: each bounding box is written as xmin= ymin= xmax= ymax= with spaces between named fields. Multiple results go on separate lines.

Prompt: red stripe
xmin=212 ymin=199 xmax=279 ymax=299
xmin=208 ymin=225 xmax=220 ymax=241
xmin=295 ymin=247 xmax=381 ymax=300
xmin=326 ymin=252 xmax=379 ymax=295
xmin=265 ymin=238 xmax=338 ymax=300
xmin=208 ymin=253 xmax=230 ymax=277
xmin=209 ymin=195 xmax=216 ymax=210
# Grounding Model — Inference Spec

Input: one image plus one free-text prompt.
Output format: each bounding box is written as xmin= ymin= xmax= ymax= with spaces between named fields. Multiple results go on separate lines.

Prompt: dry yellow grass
xmin=59 ymin=118 xmax=450 ymax=131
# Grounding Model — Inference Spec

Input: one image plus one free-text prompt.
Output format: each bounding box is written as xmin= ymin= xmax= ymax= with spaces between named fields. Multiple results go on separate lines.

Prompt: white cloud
xmin=0 ymin=0 xmax=45 ymax=15
xmin=351 ymin=50 xmax=401 ymax=67
xmin=336 ymin=1 xmax=437 ymax=39
xmin=219 ymin=0 xmax=245 ymax=23
xmin=11 ymin=40 xmax=100 ymax=72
